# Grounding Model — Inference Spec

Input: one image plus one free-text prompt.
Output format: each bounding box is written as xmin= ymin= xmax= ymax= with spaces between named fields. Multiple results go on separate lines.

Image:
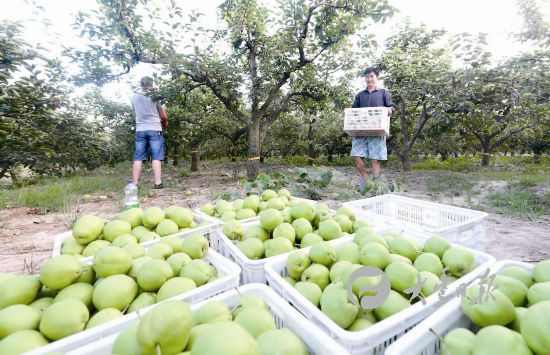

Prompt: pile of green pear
xmin=0 ymin=233 xmax=221 ymax=354
xmin=200 ymin=189 xmax=296 ymax=222
xmin=222 ymin=202 xmax=363 ymax=260
xmin=60 ymin=205 xmax=211 ymax=258
xmin=283 ymin=230 xmax=477 ymax=331
xmin=441 ymin=260 xmax=550 ymax=355
xmin=110 ymin=295 xmax=308 ymax=355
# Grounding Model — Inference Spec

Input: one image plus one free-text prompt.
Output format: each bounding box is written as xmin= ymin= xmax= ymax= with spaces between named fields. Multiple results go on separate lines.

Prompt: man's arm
xmin=159 ymin=106 xmax=169 ymax=128
xmin=384 ymin=89 xmax=396 ymax=116
xmin=351 ymin=93 xmax=361 ymax=108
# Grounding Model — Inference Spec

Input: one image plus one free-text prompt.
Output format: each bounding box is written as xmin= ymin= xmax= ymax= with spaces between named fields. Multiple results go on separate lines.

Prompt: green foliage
xmin=411 ymin=157 xmax=478 ymax=172
xmin=486 ymin=188 xmax=548 ymax=220
xmin=359 ymin=178 xmax=401 ymax=197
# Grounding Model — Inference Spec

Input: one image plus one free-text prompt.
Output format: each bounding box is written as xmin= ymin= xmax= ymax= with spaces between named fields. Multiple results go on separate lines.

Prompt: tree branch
xmin=490 ymin=126 xmax=528 ymax=150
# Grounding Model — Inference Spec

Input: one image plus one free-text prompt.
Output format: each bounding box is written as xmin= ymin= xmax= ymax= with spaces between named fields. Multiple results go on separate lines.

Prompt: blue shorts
xmin=134 ymin=130 xmax=164 ymax=161
xmin=350 ymin=136 xmax=387 ymax=160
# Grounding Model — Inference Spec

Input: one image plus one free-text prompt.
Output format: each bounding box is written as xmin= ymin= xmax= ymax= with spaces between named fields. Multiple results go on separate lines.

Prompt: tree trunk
xmin=247 ymin=118 xmax=261 ymax=181
xmin=231 ymin=144 xmax=237 ymax=162
xmin=399 ymin=101 xmax=411 ymax=171
xmin=0 ymin=167 xmax=8 ymax=180
xmin=533 ymin=147 xmax=542 ymax=164
xmin=172 ymin=144 xmax=180 ymax=166
xmin=481 ymin=144 xmax=490 ymax=166
xmin=307 ymin=120 xmax=315 ymax=166
xmin=190 ymin=143 xmax=199 ymax=172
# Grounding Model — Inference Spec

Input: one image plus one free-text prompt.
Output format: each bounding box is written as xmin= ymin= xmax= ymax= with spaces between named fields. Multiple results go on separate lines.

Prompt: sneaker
xmin=153 ymin=183 xmax=164 ymax=189
xmin=357 ymin=177 xmax=366 ymax=189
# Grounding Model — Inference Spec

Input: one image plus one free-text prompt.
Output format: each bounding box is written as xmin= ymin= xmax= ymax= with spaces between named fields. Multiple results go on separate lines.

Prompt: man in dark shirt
xmin=350 ymin=67 xmax=396 ymax=188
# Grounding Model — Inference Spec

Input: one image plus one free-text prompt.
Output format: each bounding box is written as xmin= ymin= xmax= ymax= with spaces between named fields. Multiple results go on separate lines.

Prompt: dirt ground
xmin=1 ymin=162 xmax=548 ymax=275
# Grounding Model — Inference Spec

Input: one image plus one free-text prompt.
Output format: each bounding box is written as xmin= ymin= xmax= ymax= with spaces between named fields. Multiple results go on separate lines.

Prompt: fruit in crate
xmin=281 ymin=230 xmax=483 ymax=332
xmin=441 ymin=259 xmax=550 ymax=355
xmin=108 ymin=295 xmax=308 ymax=355
xmin=0 ymin=231 xmax=219 ymax=352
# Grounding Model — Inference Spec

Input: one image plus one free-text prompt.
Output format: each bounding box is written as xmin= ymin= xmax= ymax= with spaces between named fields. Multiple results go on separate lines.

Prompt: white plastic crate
xmin=344 ymin=107 xmax=390 ymax=137
xmin=33 ymin=284 xmax=350 ymax=355
xmin=51 ymin=211 xmax=221 ymax=257
xmin=343 ymin=195 xmax=488 ymax=251
xmin=385 ymin=260 xmax=533 ymax=355
xmin=26 ymin=248 xmax=241 ymax=355
xmin=263 ymin=226 xmax=496 ymax=355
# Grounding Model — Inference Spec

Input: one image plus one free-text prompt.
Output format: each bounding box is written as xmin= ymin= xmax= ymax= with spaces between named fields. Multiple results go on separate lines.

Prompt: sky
xmin=2 ymin=0 xmax=547 ymax=103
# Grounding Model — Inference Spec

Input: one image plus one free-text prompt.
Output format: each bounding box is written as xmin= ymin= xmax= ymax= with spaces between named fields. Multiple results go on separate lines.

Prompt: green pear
xmin=273 ymin=223 xmax=296 ymax=243
xmin=0 ymin=275 xmax=41 ymax=309
xmin=166 ymin=206 xmax=194 ymax=228
xmin=334 ymin=214 xmax=353 ymax=233
xmin=220 ymin=210 xmax=236 ymax=222
xmin=290 ymin=202 xmax=315 ymax=222
xmin=180 ymin=260 xmax=211 ymax=286
xmin=53 ymin=282 xmax=94 ymax=308
xmin=180 ymin=234 xmax=209 ymax=259
xmin=0 ymin=330 xmax=48 ymax=354
xmin=82 ymin=240 xmax=111 ymax=257
xmin=320 ymin=284 xmax=359 ymax=329
xmin=167 ymin=253 xmax=193 ymax=275
xmin=309 ymin=242 xmax=337 ymax=267
xmin=191 ymin=321 xmax=261 ymax=355
xmin=193 ymin=301 xmax=232 ymax=326
xmin=527 ymin=281 xmax=550 ymax=305
xmin=389 ymin=253 xmax=412 ymax=265
xmin=138 ymin=231 xmax=160 ymax=243
xmin=266 ymin=197 xmax=286 ymax=211
xmin=0 ymin=304 xmax=41 ymax=339
xmin=492 ymin=275 xmax=528 ymax=307
xmin=329 ymin=260 xmax=353 ymax=283
xmin=200 ymin=204 xmax=216 ymax=216
xmin=232 ymin=295 xmax=269 ymax=318
xmin=243 ymin=225 xmax=269 ymax=242
xmin=473 ymin=325 xmax=532 ymax=355
xmin=236 ymin=238 xmax=265 ymax=259
xmin=157 ymin=277 xmax=197 ymax=302
xmin=318 ymin=219 xmax=342 ymax=241
xmin=412 ymin=252 xmax=444 ymax=277
xmin=359 ymin=242 xmax=392 ymax=270
xmin=142 ymin=207 xmax=165 ymax=229
xmin=103 ymin=220 xmax=132 ymax=242
xmin=509 ymin=307 xmax=528 ymax=333
xmin=92 ymin=246 xmax=133 ymax=278
xmin=499 ymin=267 xmax=533 ymax=288
xmin=260 ymin=209 xmax=283 ymax=232
xmin=285 ymin=276 xmax=297 ymax=286
xmin=137 ymin=300 xmax=193 ymax=354
xmin=112 ymin=322 xmax=140 ymax=354
xmin=234 ymin=306 xmax=276 ymax=338
xmin=286 ymin=251 xmax=311 ymax=279
xmin=264 ymin=238 xmax=293 ymax=257
xmin=520 ymin=300 xmax=550 ymax=354
xmin=222 ymin=220 xmax=243 ymax=240
xmin=422 ymin=235 xmax=451 ymax=259
xmin=30 ymin=297 xmax=53 ymax=314
xmin=61 ymin=237 xmax=85 ymax=255
xmin=92 ymin=274 xmax=138 ymax=311
xmin=312 ymin=209 xmax=331 ymax=229
xmin=256 ymin=328 xmax=308 ymax=355
xmin=85 ymin=308 xmax=123 ymax=329
xmin=419 ymin=271 xmax=440 ymax=297
xmin=137 ymin=259 xmax=174 ymax=291
xmin=374 ymin=290 xmax=411 ymax=320
xmin=156 ymin=219 xmax=179 ymax=237
xmin=236 ymin=208 xmax=256 ymax=220
xmin=460 ymin=284 xmax=516 ymax=327
xmin=128 ymin=256 xmax=153 ymax=278
xmin=336 ymin=206 xmax=356 ymax=221
xmin=72 ymin=214 xmax=104 ymax=245
xmin=131 ymin=225 xmax=151 ymax=239
xmin=352 ymin=220 xmax=372 ymax=233
xmin=39 ymin=299 xmax=89 ymax=340
xmin=291 ymin=218 xmax=313 ymax=240
xmin=145 ymin=242 xmax=173 ymax=260
xmin=261 ymin=189 xmax=277 ymax=201
xmin=300 ymin=233 xmax=323 ymax=248
xmin=533 ymin=259 xmax=550 ymax=283
xmin=301 ymin=263 xmax=330 ymax=290
xmin=385 ymin=261 xmax=418 ymax=292
xmin=294 ymin=281 xmax=322 ymax=307
xmin=243 ymin=195 xmax=261 ymax=212
xmin=123 ymin=243 xmax=145 ymax=259
xmin=387 ymin=237 xmax=420 ymax=262
xmin=128 ymin=292 xmax=157 ymax=313
xmin=354 ymin=229 xmax=387 ymax=249
xmin=442 ymin=246 xmax=476 ymax=278
xmin=39 ymin=254 xmax=83 ymax=290
xmin=336 ymin=242 xmax=360 ymax=263
xmin=159 ymin=236 xmax=183 ymax=253
xmin=117 ymin=208 xmax=144 ymax=228
xmin=441 ymin=327 xmax=476 ymax=355
xmin=347 ymin=318 xmax=374 ymax=331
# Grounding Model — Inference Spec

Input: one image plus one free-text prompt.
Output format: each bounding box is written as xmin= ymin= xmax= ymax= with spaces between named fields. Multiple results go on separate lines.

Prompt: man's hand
xmin=161 ymin=117 xmax=168 ymax=129
xmin=159 ymin=107 xmax=169 ymax=129
xmin=387 ymin=109 xmax=393 ymax=117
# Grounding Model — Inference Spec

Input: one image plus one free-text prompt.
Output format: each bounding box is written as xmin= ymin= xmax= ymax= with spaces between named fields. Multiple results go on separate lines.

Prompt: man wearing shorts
xmin=350 ymin=67 xmax=395 ymax=188
xmin=131 ymin=76 xmax=169 ymax=189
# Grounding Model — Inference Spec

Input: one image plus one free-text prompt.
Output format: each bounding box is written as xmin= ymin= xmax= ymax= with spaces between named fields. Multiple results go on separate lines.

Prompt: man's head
xmin=140 ymin=76 xmax=154 ymax=89
xmin=363 ymin=66 xmax=379 ymax=88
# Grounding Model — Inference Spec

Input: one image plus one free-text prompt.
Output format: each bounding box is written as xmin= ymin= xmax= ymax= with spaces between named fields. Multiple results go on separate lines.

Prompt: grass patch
xmin=0 ymin=175 xmax=126 ymax=213
xmin=425 ymin=172 xmax=475 ymax=198
xmin=486 ymin=188 xmax=549 ymax=220
xmin=411 ymin=157 xmax=479 ymax=172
